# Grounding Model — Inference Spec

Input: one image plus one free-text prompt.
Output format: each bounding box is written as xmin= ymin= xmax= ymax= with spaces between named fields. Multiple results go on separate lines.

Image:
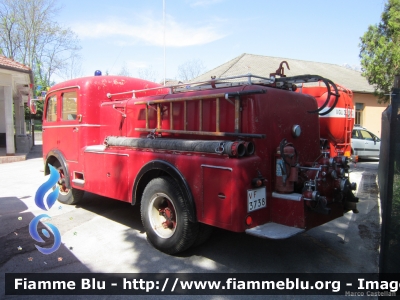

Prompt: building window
xmin=46 ymin=95 xmax=57 ymax=122
xmin=62 ymin=91 xmax=78 ymax=121
xmin=355 ymin=103 xmax=364 ymax=125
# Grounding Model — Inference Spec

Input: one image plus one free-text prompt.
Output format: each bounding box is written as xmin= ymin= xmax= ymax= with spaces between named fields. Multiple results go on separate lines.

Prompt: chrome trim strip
xmin=85 ymin=145 xmax=106 ymax=152
xmin=72 ymin=179 xmax=85 ymax=185
xmin=47 ymin=85 xmax=80 ymax=95
xmin=43 ymin=124 xmax=101 ymax=129
xmin=84 ymin=150 xmax=129 ymax=157
xmin=272 ymin=192 xmax=302 ymax=201
xmin=101 ymin=152 xmax=129 ymax=156
xmin=201 ymin=164 xmax=233 ymax=172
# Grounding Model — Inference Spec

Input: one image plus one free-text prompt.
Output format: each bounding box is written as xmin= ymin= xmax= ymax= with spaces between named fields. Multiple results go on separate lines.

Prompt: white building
xmin=0 ymin=56 xmax=34 ymax=156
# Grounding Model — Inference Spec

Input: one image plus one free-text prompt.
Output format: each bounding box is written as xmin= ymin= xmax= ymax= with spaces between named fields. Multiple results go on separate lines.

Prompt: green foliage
xmin=360 ymin=0 xmax=400 ymax=103
xmin=1 ymin=0 xmax=81 ymax=122
xmin=0 ymin=0 xmax=81 ymax=87
xmin=24 ymin=70 xmax=50 ymax=120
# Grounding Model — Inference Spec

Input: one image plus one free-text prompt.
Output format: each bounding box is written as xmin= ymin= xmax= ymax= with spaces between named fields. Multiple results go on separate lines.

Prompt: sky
xmin=55 ymin=0 xmax=386 ymax=83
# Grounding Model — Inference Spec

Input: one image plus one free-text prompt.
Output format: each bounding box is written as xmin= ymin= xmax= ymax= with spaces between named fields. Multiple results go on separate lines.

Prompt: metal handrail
xmin=106 ymin=73 xmax=275 ymax=99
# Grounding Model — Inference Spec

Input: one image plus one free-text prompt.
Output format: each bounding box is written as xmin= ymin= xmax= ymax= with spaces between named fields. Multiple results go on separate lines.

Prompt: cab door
xmin=58 ymin=90 xmax=80 ymax=162
xmin=42 ymin=94 xmax=59 ymax=156
xmin=360 ymin=129 xmax=381 ymax=158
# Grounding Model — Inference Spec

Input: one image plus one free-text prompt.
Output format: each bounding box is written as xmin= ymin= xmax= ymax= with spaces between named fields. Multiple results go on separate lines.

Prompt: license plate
xmin=247 ymin=187 xmax=266 ymax=212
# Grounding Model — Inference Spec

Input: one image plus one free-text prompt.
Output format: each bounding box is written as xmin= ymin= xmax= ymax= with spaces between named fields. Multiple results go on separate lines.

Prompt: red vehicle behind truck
xmin=40 ymin=68 xmax=359 ymax=254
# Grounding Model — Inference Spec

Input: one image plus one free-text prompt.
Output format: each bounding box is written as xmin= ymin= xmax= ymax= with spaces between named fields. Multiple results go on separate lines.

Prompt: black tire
xmin=193 ymin=223 xmax=213 ymax=247
xmin=53 ymin=162 xmax=84 ymax=205
xmin=141 ymin=176 xmax=199 ymax=254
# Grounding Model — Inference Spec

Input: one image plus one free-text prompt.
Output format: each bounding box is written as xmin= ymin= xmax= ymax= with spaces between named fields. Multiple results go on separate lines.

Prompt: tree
xmin=56 ymin=52 xmax=83 ymax=81
xmin=0 ymin=0 xmax=81 ymax=87
xmin=117 ymin=64 xmax=131 ymax=77
xmin=359 ymin=0 xmax=400 ymax=103
xmin=138 ymin=66 xmax=158 ymax=82
xmin=177 ymin=59 xmax=206 ymax=82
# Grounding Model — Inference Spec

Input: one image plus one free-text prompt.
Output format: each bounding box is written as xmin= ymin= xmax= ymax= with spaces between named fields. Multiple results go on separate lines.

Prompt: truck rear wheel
xmin=193 ymin=223 xmax=213 ymax=247
xmin=141 ymin=176 xmax=198 ymax=254
xmin=53 ymin=162 xmax=84 ymax=205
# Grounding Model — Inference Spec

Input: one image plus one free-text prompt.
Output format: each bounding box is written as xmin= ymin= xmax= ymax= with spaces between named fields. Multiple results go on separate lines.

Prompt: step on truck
xmin=37 ymin=66 xmax=359 ymax=254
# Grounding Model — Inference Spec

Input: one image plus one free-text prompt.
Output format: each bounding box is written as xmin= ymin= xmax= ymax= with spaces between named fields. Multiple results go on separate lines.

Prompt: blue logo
xmin=29 ymin=164 xmax=62 ymax=254
xmin=29 ymin=214 xmax=62 ymax=254
xmin=35 ymin=164 xmax=59 ymax=210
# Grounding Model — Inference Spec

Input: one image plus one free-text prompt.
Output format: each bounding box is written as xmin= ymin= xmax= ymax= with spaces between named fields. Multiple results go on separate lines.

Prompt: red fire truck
xmin=40 ymin=68 xmax=359 ymax=254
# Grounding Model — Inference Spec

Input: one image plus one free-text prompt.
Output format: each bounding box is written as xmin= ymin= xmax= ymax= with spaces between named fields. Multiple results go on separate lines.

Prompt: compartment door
xmin=201 ymin=165 xmax=233 ymax=226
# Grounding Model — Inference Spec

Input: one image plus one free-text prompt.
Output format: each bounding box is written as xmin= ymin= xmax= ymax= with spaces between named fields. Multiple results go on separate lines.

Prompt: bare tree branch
xmin=177 ymin=59 xmax=206 ymax=81
xmin=138 ymin=66 xmax=158 ymax=82
xmin=0 ymin=0 xmax=22 ymax=59
xmin=0 ymin=0 xmax=81 ymax=86
xmin=117 ymin=64 xmax=131 ymax=77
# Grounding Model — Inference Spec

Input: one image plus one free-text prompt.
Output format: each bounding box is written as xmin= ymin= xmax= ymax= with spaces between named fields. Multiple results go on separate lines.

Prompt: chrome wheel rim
xmin=148 ymin=193 xmax=177 ymax=239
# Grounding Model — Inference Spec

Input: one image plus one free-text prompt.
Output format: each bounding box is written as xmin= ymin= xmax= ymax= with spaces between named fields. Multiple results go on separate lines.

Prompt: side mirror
xmin=29 ymin=100 xmax=37 ymax=114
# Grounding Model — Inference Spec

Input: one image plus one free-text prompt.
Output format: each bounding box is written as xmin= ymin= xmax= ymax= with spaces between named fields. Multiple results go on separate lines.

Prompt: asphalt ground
xmin=0 ymin=145 xmax=380 ymax=299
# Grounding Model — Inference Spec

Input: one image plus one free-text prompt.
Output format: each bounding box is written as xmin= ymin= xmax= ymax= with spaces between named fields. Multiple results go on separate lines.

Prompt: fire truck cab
xmin=40 ymin=70 xmax=358 ymax=254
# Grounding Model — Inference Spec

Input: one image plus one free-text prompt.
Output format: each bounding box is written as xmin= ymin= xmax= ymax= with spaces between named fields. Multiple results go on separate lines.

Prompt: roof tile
xmin=0 ymin=55 xmax=31 ymax=72
xmin=192 ymin=53 xmax=374 ymax=93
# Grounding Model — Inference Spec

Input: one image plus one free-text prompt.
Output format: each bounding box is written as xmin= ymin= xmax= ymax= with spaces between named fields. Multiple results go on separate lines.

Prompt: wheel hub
xmin=57 ymin=169 xmax=69 ymax=194
xmin=159 ymin=207 xmax=175 ymax=229
xmin=148 ymin=193 xmax=177 ymax=238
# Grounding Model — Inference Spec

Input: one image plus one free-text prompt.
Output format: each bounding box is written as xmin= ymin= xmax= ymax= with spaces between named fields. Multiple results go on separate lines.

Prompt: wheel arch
xmin=132 ymin=160 xmax=197 ymax=222
xmin=45 ymin=149 xmax=71 ymax=189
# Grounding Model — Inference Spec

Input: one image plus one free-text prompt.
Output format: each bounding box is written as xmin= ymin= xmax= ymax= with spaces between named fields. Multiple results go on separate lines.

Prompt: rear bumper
xmin=245 ymin=222 xmax=304 ymax=239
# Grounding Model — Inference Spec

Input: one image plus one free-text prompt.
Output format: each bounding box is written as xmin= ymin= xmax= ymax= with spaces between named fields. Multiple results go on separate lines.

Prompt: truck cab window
xmin=46 ymin=95 xmax=57 ymax=122
xmin=62 ymin=91 xmax=78 ymax=121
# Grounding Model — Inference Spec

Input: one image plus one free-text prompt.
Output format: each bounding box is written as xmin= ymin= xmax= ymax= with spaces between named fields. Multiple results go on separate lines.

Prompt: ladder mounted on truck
xmin=105 ymin=71 xmax=340 ymax=139
xmin=333 ymin=85 xmax=354 ymax=156
xmin=133 ymin=89 xmax=267 ymax=139
xmin=107 ymin=74 xmax=275 ymax=139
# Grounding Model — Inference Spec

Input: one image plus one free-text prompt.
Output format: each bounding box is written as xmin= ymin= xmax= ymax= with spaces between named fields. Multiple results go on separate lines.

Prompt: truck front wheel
xmin=53 ymin=162 xmax=84 ymax=205
xmin=141 ymin=176 xmax=198 ymax=254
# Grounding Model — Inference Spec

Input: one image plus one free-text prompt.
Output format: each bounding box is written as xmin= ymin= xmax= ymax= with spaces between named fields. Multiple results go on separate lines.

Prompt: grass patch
xmin=25 ymin=121 xmax=42 ymax=132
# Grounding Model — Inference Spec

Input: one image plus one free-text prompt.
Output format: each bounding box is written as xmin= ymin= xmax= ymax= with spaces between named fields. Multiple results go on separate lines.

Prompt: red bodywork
xmin=42 ymin=74 xmax=358 ymax=238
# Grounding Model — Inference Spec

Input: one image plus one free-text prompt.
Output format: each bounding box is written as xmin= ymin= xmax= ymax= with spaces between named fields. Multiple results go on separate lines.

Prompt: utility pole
xmin=163 ymin=0 xmax=166 ymax=86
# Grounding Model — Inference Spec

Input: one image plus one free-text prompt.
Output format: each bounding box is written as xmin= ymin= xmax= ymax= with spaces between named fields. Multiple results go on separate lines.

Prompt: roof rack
xmin=106 ymin=73 xmax=275 ymax=99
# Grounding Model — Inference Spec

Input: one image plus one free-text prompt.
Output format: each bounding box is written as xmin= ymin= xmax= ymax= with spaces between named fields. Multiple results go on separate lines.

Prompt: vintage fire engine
xmin=40 ymin=65 xmax=359 ymax=254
